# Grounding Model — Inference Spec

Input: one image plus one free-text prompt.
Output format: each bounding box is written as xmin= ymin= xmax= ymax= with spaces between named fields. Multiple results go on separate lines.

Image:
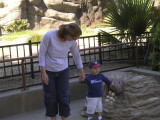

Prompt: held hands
xmin=79 ymin=68 xmax=85 ymax=82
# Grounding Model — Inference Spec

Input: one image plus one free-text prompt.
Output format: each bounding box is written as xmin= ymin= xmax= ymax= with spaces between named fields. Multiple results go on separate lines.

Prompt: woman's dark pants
xmin=42 ymin=68 xmax=70 ymax=117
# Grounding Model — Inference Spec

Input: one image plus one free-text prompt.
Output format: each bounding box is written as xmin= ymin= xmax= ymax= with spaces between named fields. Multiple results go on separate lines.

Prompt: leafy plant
xmin=150 ymin=5 xmax=160 ymax=33
xmin=99 ymin=30 xmax=121 ymax=45
xmin=90 ymin=21 xmax=107 ymax=28
xmin=103 ymin=0 xmax=155 ymax=41
xmin=6 ymin=19 xmax=30 ymax=33
xmin=28 ymin=33 xmax=43 ymax=43
xmin=149 ymin=23 xmax=160 ymax=71
xmin=80 ymin=25 xmax=98 ymax=36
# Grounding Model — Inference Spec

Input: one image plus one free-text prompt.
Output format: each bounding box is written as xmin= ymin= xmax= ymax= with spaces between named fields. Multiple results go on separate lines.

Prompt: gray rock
xmin=28 ymin=0 xmax=42 ymax=6
xmin=43 ymin=0 xmax=63 ymax=8
xmin=27 ymin=5 xmax=45 ymax=16
xmin=110 ymin=78 xmax=124 ymax=94
xmin=0 ymin=0 xmax=105 ymax=29
xmin=0 ymin=0 xmax=27 ymax=25
xmin=45 ymin=1 xmax=80 ymax=13
xmin=103 ymin=71 xmax=160 ymax=120
xmin=45 ymin=9 xmax=75 ymax=21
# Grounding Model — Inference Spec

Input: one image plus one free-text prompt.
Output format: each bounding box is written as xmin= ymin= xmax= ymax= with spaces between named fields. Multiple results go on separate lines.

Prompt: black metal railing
xmin=0 ymin=33 xmax=152 ymax=92
xmin=0 ymin=33 xmax=151 ymax=78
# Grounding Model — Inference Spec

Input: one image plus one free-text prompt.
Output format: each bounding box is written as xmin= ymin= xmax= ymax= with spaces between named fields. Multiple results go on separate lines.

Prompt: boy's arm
xmin=102 ymin=74 xmax=116 ymax=87
xmin=102 ymin=74 xmax=112 ymax=86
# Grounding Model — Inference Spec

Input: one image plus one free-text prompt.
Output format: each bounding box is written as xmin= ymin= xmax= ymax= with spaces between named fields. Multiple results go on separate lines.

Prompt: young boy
xmin=80 ymin=61 xmax=115 ymax=120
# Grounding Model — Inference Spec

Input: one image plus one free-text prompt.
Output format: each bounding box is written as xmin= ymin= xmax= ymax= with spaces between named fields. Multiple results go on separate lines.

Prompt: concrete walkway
xmin=0 ymin=99 xmax=87 ymax=120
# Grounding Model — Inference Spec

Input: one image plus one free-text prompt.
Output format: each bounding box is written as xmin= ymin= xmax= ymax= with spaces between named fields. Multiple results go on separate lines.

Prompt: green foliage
xmin=1 ymin=29 xmax=49 ymax=42
xmin=150 ymin=5 xmax=160 ymax=33
xmin=28 ymin=33 xmax=43 ymax=43
xmin=91 ymin=21 xmax=107 ymax=28
xmin=6 ymin=19 xmax=30 ymax=33
xmin=149 ymin=23 xmax=160 ymax=71
xmin=99 ymin=30 xmax=121 ymax=45
xmin=103 ymin=0 xmax=155 ymax=36
xmin=80 ymin=25 xmax=98 ymax=36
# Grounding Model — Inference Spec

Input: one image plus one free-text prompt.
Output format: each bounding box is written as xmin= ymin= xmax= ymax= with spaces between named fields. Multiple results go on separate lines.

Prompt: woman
xmin=39 ymin=23 xmax=85 ymax=120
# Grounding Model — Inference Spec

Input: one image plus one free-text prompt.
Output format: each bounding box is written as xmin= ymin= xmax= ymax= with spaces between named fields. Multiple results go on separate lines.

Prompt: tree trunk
xmin=0 ymin=27 xmax=2 ymax=36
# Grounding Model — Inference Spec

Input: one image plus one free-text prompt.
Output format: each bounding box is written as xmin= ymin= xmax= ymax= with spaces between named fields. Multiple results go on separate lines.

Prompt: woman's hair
xmin=58 ymin=23 xmax=82 ymax=38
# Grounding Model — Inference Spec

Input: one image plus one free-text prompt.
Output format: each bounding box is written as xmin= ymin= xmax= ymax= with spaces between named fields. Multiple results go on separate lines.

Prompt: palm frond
xmin=103 ymin=0 xmax=155 ymax=36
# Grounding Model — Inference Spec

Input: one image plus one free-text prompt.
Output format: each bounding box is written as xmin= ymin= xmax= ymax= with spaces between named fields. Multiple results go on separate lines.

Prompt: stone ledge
xmin=0 ymin=78 xmax=87 ymax=119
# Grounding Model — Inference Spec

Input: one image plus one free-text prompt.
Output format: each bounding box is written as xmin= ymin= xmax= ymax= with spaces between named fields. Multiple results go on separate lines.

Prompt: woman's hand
xmin=79 ymin=68 xmax=85 ymax=82
xmin=42 ymin=73 xmax=49 ymax=85
xmin=40 ymin=66 xmax=49 ymax=85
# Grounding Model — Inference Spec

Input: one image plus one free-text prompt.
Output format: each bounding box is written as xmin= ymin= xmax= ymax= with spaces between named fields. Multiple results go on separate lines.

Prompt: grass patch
xmin=0 ymin=29 xmax=49 ymax=42
xmin=91 ymin=21 xmax=108 ymax=28
xmin=0 ymin=22 xmax=111 ymax=43
xmin=81 ymin=25 xmax=98 ymax=36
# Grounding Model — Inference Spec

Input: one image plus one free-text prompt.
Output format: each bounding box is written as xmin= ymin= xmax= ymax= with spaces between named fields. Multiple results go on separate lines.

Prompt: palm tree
xmin=103 ymin=0 xmax=155 ymax=41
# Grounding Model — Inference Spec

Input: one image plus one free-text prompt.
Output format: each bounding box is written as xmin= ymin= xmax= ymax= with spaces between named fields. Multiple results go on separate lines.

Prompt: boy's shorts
xmin=86 ymin=96 xmax=102 ymax=114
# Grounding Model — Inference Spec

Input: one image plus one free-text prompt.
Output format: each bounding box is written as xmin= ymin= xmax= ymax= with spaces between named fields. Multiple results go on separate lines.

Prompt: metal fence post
xmin=98 ymin=33 xmax=102 ymax=64
xmin=28 ymin=40 xmax=34 ymax=78
xmin=21 ymin=59 xmax=27 ymax=90
xmin=135 ymin=40 xmax=139 ymax=68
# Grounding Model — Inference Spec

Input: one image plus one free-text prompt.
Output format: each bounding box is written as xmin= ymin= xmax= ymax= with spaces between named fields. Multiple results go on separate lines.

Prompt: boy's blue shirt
xmin=82 ymin=73 xmax=112 ymax=98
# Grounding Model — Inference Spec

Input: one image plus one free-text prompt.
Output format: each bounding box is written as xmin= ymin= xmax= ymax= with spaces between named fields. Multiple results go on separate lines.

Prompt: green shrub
xmin=91 ymin=21 xmax=107 ymax=28
xmin=149 ymin=23 xmax=160 ymax=71
xmin=99 ymin=30 xmax=121 ymax=45
xmin=81 ymin=25 xmax=98 ymax=36
xmin=6 ymin=19 xmax=30 ymax=33
xmin=28 ymin=33 xmax=43 ymax=43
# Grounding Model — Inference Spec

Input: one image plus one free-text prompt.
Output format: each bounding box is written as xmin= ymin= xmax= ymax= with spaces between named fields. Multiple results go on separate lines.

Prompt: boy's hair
xmin=58 ymin=23 xmax=82 ymax=38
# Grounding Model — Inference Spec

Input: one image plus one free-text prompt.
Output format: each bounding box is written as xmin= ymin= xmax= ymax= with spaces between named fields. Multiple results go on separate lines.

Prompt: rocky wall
xmin=0 ymin=0 xmax=106 ymax=29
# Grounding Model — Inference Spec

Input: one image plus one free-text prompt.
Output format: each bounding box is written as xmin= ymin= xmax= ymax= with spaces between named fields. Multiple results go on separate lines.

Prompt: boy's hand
xmin=110 ymin=82 xmax=116 ymax=87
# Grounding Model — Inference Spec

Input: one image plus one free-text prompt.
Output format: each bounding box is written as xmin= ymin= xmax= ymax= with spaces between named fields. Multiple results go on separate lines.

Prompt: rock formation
xmin=81 ymin=70 xmax=160 ymax=119
xmin=0 ymin=0 xmax=107 ymax=29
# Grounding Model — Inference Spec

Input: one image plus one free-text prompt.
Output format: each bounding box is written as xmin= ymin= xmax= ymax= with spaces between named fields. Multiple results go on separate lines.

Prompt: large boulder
xmin=109 ymin=78 xmax=124 ymax=94
xmin=0 ymin=0 xmax=27 ymax=25
xmin=45 ymin=9 xmax=76 ymax=21
xmin=28 ymin=0 xmax=42 ymax=6
xmin=103 ymin=72 xmax=160 ymax=120
xmin=0 ymin=0 xmax=105 ymax=29
xmin=44 ymin=1 xmax=80 ymax=13
xmin=80 ymin=0 xmax=105 ymax=25
xmin=27 ymin=5 xmax=45 ymax=16
xmin=39 ymin=17 xmax=72 ymax=29
xmin=81 ymin=70 xmax=160 ymax=119
xmin=43 ymin=0 xmax=63 ymax=8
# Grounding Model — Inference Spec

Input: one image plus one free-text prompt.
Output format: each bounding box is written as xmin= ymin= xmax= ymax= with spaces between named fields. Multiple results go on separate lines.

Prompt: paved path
xmin=0 ymin=99 xmax=87 ymax=120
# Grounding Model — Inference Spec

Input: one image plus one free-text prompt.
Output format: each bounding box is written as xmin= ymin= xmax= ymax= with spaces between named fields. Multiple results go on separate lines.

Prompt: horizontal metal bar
xmin=0 ymin=55 xmax=38 ymax=63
